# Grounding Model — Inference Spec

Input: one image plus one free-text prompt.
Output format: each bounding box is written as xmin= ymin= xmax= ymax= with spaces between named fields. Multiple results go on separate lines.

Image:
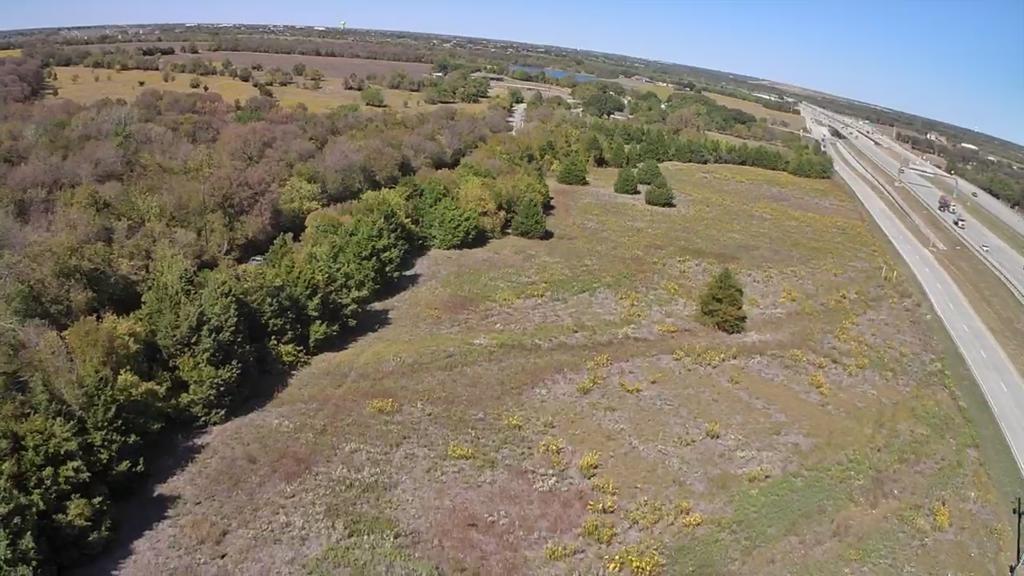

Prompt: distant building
xmin=960 ymin=142 xmax=979 ymax=151
xmin=926 ymin=132 xmax=947 ymax=145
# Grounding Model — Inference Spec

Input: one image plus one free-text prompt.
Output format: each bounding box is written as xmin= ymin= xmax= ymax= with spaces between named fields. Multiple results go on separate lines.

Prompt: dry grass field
xmin=617 ymin=78 xmax=675 ymax=99
xmin=77 ymin=163 xmax=1015 ymax=575
xmin=49 ymin=66 xmax=491 ymax=114
xmin=0 ymin=48 xmax=23 ymax=58
xmin=706 ymin=131 xmax=791 ymax=153
xmin=706 ymin=91 xmax=807 ymax=131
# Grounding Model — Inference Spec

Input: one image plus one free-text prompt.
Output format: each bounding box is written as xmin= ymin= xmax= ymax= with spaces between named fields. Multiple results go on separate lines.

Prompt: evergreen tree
xmin=699 ymin=268 xmax=747 ymax=334
xmin=509 ymin=195 xmax=547 ymax=239
xmin=614 ymin=167 xmax=638 ymax=195
xmin=644 ymin=181 xmax=674 ymax=207
xmin=636 ymin=159 xmax=663 ymax=186
xmin=607 ymin=138 xmax=626 ymax=168
xmin=556 ymin=155 xmax=588 ymax=185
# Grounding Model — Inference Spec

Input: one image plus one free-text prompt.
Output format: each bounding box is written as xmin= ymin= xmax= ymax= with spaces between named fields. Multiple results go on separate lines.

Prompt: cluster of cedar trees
xmin=0 ymin=84 xmax=551 ymax=572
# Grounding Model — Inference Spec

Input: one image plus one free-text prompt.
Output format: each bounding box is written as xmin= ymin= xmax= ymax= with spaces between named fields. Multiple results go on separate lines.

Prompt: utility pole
xmin=1011 ymin=497 xmax=1024 ymax=574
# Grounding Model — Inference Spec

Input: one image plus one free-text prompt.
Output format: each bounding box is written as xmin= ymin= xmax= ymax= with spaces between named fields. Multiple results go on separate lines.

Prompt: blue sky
xmin=4 ymin=0 xmax=1023 ymax=144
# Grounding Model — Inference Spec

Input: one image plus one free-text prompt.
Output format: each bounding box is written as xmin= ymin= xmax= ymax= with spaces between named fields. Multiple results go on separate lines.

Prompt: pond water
xmin=508 ymin=65 xmax=595 ymax=82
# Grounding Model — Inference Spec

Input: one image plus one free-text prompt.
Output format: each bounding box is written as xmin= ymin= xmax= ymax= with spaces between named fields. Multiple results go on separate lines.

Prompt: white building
xmin=960 ymin=142 xmax=979 ymax=151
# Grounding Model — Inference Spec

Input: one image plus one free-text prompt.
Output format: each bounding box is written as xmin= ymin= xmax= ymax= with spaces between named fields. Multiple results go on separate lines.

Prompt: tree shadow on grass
xmin=70 ymin=271 xmax=422 ymax=575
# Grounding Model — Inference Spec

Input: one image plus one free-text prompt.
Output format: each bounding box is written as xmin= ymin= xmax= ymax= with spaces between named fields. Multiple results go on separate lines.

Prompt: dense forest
xmin=0 ymin=49 xmax=831 ymax=572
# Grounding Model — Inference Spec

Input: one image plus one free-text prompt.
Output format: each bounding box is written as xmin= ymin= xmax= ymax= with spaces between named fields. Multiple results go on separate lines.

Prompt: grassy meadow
xmin=706 ymin=91 xmax=807 ymax=131
xmin=90 ymin=163 xmax=1015 ymax=575
xmin=49 ymin=66 xmax=492 ymax=113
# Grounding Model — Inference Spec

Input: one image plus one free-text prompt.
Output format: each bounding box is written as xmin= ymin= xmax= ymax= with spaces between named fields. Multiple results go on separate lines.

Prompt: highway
xmin=866 ymin=127 xmax=1024 ymax=239
xmin=804 ymin=107 xmax=1024 ymax=475
xmin=804 ymin=104 xmax=1024 ymax=302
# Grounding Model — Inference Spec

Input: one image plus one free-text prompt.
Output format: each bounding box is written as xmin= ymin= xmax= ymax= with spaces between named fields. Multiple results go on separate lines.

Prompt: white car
xmin=981 ymin=243 xmax=990 ymax=252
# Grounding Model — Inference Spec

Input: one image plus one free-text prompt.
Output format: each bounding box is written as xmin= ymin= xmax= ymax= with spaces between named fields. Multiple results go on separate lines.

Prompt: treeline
xmin=23 ymin=45 xmax=164 ymax=71
xmin=521 ymin=104 xmax=831 ymax=179
xmin=0 ymin=89 xmax=555 ymax=572
xmin=208 ymin=36 xmax=435 ymax=65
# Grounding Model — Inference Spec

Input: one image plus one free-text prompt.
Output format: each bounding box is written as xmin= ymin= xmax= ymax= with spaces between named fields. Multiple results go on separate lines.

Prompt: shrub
xmin=581 ymin=516 xmax=616 ymax=544
xmin=613 ymin=167 xmax=638 ymax=195
xmin=509 ymin=194 xmax=547 ymax=239
xmin=544 ymin=541 xmax=577 ymax=561
xmin=446 ymin=442 xmax=475 ymax=460
xmin=578 ymin=450 xmax=601 ymax=478
xmin=932 ymin=501 xmax=951 ymax=530
xmin=538 ymin=437 xmax=566 ymax=469
xmin=626 ymin=498 xmax=666 ymax=529
xmin=361 ymin=85 xmax=386 ymax=107
xmin=367 ymin=398 xmax=399 ymax=415
xmin=592 ymin=477 xmax=618 ymax=496
xmin=699 ymin=268 xmax=747 ymax=334
xmin=679 ymin=511 xmax=704 ymax=528
xmin=421 ymin=197 xmax=480 ymax=249
xmin=809 ymin=371 xmax=830 ymax=396
xmin=588 ymin=496 xmax=618 ymax=514
xmin=577 ymin=372 xmax=602 ymax=395
xmin=704 ymin=420 xmax=721 ymax=439
xmin=188 ymin=76 xmax=201 ymax=89
xmin=636 ymin=159 xmax=663 ymax=186
xmin=502 ymin=412 xmax=523 ymax=430
xmin=556 ymin=155 xmax=588 ymax=185
xmin=644 ymin=183 xmax=674 ymax=207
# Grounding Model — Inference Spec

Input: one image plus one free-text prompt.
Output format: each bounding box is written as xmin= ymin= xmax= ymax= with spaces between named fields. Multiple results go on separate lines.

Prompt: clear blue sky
xmin=5 ymin=0 xmax=1023 ymax=144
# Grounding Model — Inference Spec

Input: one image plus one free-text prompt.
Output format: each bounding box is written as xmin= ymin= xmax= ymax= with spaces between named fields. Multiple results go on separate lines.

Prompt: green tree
xmin=421 ymin=196 xmax=480 ymax=250
xmin=279 ymin=175 xmax=326 ymax=226
xmin=508 ymin=88 xmax=524 ymax=105
xmin=361 ymin=85 xmax=386 ymax=107
xmin=699 ymin=268 xmax=747 ymax=334
xmin=292 ymin=62 xmax=307 ymax=77
xmin=556 ymin=155 xmax=588 ymax=186
xmin=636 ymin=159 xmax=663 ymax=186
xmin=582 ymin=92 xmax=625 ymax=118
xmin=237 ymin=67 xmax=252 ymax=82
xmin=644 ymin=182 xmax=674 ymax=207
xmin=614 ymin=167 xmax=638 ymax=195
xmin=509 ymin=195 xmax=547 ymax=239
xmin=607 ymin=138 xmax=626 ymax=168
xmin=583 ymin=133 xmax=605 ymax=166
xmin=188 ymin=76 xmax=201 ymax=89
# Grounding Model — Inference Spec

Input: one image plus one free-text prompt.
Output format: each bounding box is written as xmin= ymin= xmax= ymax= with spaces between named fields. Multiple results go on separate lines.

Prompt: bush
xmin=421 ymin=196 xmax=480 ymax=249
xmin=509 ymin=195 xmax=547 ymax=239
xmin=636 ymin=159 xmax=663 ymax=186
xmin=699 ymin=268 xmax=747 ymax=334
xmin=361 ymin=85 xmax=386 ymax=107
xmin=188 ymin=76 xmax=201 ymax=89
xmin=613 ymin=168 xmax=638 ymax=195
xmin=644 ymin=183 xmax=674 ymax=207
xmin=557 ymin=155 xmax=588 ymax=186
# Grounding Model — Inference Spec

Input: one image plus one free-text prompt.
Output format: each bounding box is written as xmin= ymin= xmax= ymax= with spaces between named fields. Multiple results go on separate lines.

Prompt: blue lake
xmin=509 ymin=65 xmax=595 ymax=82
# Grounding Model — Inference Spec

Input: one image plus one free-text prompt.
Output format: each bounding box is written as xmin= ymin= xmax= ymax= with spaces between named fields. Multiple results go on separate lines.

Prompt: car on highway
xmin=972 ymin=191 xmax=979 ymax=198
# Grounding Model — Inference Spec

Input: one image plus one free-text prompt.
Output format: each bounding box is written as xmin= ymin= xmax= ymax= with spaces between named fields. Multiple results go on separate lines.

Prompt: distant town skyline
xmin=4 ymin=0 xmax=1023 ymax=144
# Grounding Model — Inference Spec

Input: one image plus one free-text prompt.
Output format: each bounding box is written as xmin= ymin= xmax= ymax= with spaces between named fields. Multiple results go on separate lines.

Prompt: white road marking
xmin=980 ymin=349 xmax=988 ymax=359
xmin=962 ymin=323 xmax=970 ymax=333
xmin=1002 ymin=380 xmax=1009 ymax=392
